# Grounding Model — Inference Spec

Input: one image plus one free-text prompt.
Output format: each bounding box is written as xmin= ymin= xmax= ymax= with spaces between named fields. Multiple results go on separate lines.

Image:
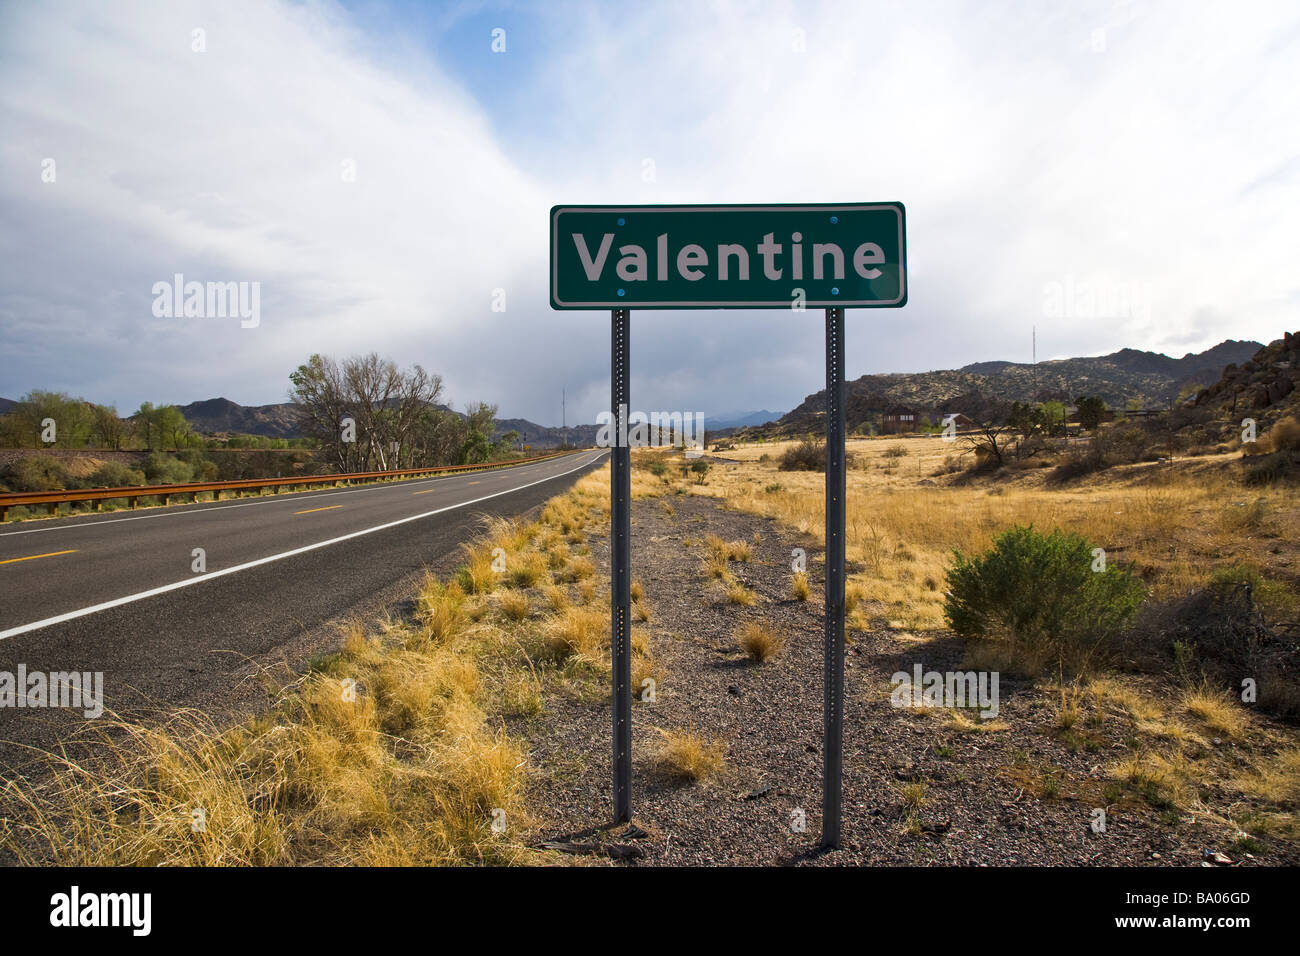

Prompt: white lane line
xmin=0 ymin=451 xmax=606 ymax=641
xmin=0 ymin=453 xmax=585 ymax=538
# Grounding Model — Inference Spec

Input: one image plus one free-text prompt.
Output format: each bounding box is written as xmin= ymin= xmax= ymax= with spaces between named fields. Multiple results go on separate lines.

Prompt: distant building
xmin=880 ymin=405 xmax=921 ymax=434
xmin=940 ymin=413 xmax=977 ymax=431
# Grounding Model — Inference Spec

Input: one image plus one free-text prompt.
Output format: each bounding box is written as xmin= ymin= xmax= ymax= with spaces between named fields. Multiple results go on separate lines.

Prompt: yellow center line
xmin=0 ymin=549 xmax=78 ymax=566
xmin=415 ymin=479 xmax=483 ymax=495
xmin=294 ymin=505 xmax=343 ymax=515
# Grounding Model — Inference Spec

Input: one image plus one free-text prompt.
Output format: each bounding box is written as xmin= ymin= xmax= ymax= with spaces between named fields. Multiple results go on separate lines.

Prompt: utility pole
xmin=562 ymin=389 xmax=567 ymax=449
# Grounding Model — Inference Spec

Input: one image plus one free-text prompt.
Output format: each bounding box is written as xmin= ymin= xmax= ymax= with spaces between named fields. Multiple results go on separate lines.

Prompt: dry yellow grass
xmin=791 ymin=571 xmax=811 ymax=601
xmin=703 ymin=550 xmax=731 ymax=580
xmin=944 ymin=710 xmax=1011 ymax=733
xmin=725 ymin=581 xmax=758 ymax=606
xmin=736 ymin=621 xmax=783 ymax=663
xmin=706 ymin=534 xmax=752 ymax=562
xmin=687 ymin=436 xmax=1299 ymax=633
xmin=0 ymin=579 xmax=532 ymax=866
xmin=557 ymin=555 xmax=595 ymax=583
xmin=654 ymin=729 xmax=728 ymax=782
xmin=498 ymin=590 xmax=531 ymax=622
xmin=1182 ymin=684 xmax=1247 ymax=738
xmin=507 ymin=551 xmax=549 ymax=589
xmin=543 ymin=585 xmax=570 ymax=613
xmin=0 ymin=473 xmax=655 ymax=867
xmin=544 ymin=605 xmax=608 ymax=664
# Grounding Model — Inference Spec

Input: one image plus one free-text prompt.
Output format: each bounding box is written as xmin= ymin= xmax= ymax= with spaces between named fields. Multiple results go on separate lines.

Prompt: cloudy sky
xmin=1 ymin=0 xmax=1297 ymax=426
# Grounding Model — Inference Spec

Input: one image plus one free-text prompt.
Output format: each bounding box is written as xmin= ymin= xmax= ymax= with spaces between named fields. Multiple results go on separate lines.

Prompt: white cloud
xmin=1 ymin=0 xmax=1297 ymax=424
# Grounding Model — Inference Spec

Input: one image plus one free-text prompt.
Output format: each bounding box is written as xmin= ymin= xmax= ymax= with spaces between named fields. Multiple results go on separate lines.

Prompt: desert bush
xmin=944 ymin=525 xmax=1146 ymax=667
xmin=1268 ymin=415 xmax=1300 ymax=453
xmin=779 ymin=439 xmax=825 ymax=471
xmin=1242 ymin=447 xmax=1300 ymax=485
xmin=1046 ymin=451 xmax=1106 ymax=484
xmin=1118 ymin=568 xmax=1300 ymax=718
xmin=932 ymin=455 xmax=963 ymax=477
xmin=86 ymin=461 xmax=146 ymax=487
xmin=883 ymin=444 xmax=908 ymax=459
xmin=1 ymin=457 xmax=72 ymax=492
xmin=141 ymin=453 xmax=195 ymax=485
xmin=736 ymin=621 xmax=783 ymax=662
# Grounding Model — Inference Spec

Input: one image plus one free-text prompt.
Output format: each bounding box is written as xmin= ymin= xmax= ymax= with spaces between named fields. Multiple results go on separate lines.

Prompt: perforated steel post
xmin=611 ymin=307 xmax=632 ymax=823
xmin=822 ymin=306 xmax=847 ymax=848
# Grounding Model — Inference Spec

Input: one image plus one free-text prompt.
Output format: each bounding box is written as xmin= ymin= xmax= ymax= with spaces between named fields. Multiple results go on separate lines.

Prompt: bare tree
xmin=291 ymin=353 xmax=445 ymax=472
xmin=963 ymin=421 xmax=1015 ymax=467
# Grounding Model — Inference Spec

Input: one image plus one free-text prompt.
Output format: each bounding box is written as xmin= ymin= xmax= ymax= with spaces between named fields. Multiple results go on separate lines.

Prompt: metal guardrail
xmin=0 ymin=451 xmax=576 ymax=521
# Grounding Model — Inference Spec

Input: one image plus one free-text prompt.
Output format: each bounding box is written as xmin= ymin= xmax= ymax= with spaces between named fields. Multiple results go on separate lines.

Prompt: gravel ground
xmin=515 ymin=490 xmax=1298 ymax=867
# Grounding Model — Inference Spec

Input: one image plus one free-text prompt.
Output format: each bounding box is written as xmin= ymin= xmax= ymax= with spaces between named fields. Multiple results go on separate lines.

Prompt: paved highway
xmin=0 ymin=450 xmax=606 ymax=773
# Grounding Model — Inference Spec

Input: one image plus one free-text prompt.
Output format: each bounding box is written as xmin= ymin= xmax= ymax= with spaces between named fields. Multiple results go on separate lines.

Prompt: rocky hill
xmin=1190 ymin=331 xmax=1299 ymax=425
xmin=178 ymin=397 xmax=302 ymax=438
xmin=179 ymin=398 xmax=591 ymax=448
xmin=744 ymin=339 xmax=1262 ymax=435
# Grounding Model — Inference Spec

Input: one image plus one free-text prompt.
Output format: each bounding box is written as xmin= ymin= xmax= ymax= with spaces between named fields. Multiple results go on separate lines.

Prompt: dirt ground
xmin=512 ymin=488 xmax=1299 ymax=866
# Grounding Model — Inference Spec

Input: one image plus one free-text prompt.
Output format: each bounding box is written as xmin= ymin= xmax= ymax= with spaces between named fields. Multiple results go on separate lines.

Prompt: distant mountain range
xmin=0 ymin=339 xmax=1267 ymax=443
xmin=744 ymin=339 xmax=1264 ymax=436
xmin=707 ymin=409 xmax=781 ymax=430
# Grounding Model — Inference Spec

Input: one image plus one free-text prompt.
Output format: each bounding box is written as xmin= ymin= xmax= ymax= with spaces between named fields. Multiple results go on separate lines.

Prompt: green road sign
xmin=550 ymin=202 xmax=906 ymax=310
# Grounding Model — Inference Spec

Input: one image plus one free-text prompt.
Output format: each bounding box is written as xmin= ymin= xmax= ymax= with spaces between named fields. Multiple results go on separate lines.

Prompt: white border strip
xmin=0 ymin=452 xmax=606 ymax=641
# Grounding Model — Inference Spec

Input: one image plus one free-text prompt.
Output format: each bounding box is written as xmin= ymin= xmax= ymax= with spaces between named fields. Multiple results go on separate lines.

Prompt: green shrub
xmin=1 ymin=457 xmax=72 ymax=492
xmin=141 ymin=453 xmax=195 ymax=485
xmin=86 ymin=461 xmax=145 ymax=487
xmin=944 ymin=525 xmax=1145 ymax=662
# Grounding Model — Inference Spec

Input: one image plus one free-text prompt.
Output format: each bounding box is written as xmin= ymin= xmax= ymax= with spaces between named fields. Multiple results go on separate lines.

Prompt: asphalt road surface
xmin=0 ymin=450 xmax=607 ymax=776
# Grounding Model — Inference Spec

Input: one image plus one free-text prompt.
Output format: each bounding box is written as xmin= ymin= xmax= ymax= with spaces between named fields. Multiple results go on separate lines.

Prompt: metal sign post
xmin=822 ymin=306 xmax=847 ymax=849
xmin=611 ymin=307 xmax=632 ymax=823
xmin=550 ymin=203 xmax=906 ymax=837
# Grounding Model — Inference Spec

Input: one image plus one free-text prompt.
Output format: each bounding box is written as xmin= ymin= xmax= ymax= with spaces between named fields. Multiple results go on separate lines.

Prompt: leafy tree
xmin=90 ymin=404 xmax=131 ymax=450
xmin=1009 ymin=401 xmax=1042 ymax=438
xmin=6 ymin=390 xmax=93 ymax=448
xmin=1074 ymin=395 xmax=1109 ymax=432
xmin=1041 ymin=400 xmax=1067 ymax=436
xmin=457 ymin=402 xmax=507 ymax=464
